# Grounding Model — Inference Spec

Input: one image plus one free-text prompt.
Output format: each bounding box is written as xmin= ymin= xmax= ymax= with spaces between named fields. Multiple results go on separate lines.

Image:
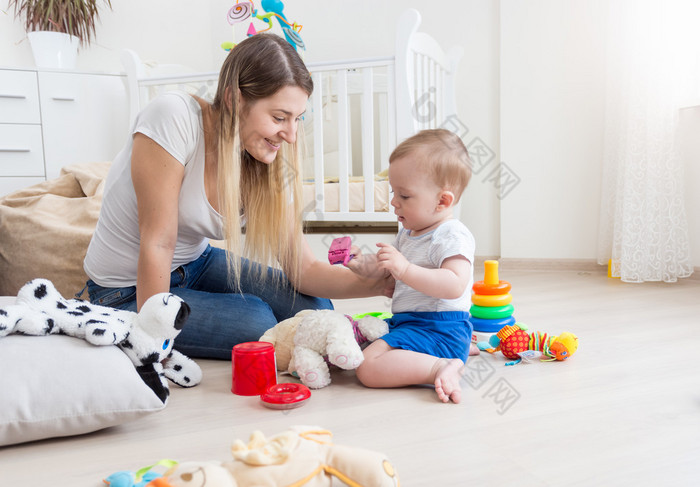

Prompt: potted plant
xmin=8 ymin=0 xmax=113 ymax=69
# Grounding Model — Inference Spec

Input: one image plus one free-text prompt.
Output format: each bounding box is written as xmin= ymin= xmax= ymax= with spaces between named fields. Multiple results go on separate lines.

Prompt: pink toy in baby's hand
xmin=328 ymin=236 xmax=354 ymax=265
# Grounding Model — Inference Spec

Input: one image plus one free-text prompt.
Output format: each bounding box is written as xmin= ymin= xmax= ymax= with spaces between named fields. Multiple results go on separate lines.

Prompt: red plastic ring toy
xmin=260 ymin=383 xmax=311 ymax=410
xmin=472 ymin=280 xmax=512 ymax=295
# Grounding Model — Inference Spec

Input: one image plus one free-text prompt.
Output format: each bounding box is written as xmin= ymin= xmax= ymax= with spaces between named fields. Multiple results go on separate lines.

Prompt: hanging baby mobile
xmin=221 ymin=0 xmax=305 ymax=52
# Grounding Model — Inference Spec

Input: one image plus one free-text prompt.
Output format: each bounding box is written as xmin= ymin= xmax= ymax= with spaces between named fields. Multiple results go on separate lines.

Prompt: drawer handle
xmin=0 ymin=94 xmax=27 ymax=99
xmin=0 ymin=148 xmax=31 ymax=153
xmin=51 ymin=96 xmax=76 ymax=101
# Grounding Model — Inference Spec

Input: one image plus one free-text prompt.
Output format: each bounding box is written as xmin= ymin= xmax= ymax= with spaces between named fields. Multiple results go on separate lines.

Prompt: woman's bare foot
xmin=433 ymin=359 xmax=464 ymax=403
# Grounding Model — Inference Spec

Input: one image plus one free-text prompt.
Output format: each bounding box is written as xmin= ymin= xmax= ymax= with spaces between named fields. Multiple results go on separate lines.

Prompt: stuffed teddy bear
xmin=136 ymin=426 xmax=400 ymax=487
xmin=0 ymin=278 xmax=202 ymax=402
xmin=260 ymin=310 xmax=388 ymax=389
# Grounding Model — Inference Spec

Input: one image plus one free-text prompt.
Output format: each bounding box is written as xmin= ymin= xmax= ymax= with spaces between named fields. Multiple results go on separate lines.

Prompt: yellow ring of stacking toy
xmin=470 ymin=304 xmax=515 ymax=320
xmin=471 ymin=293 xmax=512 ymax=307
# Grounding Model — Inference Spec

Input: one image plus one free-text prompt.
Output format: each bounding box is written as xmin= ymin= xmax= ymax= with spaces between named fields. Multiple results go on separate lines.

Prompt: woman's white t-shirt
xmin=84 ymin=91 xmax=224 ymax=287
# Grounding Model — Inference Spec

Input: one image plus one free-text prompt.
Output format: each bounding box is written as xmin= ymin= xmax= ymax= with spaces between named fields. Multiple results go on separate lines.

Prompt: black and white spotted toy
xmin=0 ymin=278 xmax=202 ymax=402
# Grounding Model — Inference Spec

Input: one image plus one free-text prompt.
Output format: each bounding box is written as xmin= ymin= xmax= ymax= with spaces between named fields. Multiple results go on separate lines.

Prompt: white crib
xmin=121 ymin=8 xmax=463 ymax=225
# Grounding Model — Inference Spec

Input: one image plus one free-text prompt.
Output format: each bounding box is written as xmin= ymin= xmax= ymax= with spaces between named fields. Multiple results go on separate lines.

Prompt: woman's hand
xmin=295 ymin=237 xmax=393 ymax=299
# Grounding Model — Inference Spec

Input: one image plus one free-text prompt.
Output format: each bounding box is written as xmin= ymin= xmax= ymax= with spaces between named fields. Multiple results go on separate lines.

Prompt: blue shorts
xmin=381 ymin=311 xmax=473 ymax=362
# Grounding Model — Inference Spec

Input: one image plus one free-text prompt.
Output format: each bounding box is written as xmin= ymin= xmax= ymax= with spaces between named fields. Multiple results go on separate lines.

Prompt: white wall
xmin=1 ymin=1 xmax=221 ymax=72
xmin=499 ymin=0 xmax=608 ymax=261
xmin=3 ymin=1 xmax=697 ymax=266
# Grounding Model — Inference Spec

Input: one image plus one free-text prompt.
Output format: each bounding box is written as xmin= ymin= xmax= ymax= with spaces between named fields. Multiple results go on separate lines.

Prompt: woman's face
xmin=239 ymin=85 xmax=309 ymax=164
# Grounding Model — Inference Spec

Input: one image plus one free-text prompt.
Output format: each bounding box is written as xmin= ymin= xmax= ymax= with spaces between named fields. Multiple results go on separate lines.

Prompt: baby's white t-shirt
xmin=84 ymin=91 xmax=224 ymax=287
xmin=390 ymin=219 xmax=475 ymax=313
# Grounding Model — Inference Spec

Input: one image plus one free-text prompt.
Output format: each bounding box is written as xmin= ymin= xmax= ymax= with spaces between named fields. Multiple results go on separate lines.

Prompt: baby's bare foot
xmin=469 ymin=342 xmax=480 ymax=356
xmin=433 ymin=359 xmax=464 ymax=404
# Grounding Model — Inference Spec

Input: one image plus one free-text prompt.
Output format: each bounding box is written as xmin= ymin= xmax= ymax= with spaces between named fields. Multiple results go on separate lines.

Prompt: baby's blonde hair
xmin=389 ymin=129 xmax=471 ymax=202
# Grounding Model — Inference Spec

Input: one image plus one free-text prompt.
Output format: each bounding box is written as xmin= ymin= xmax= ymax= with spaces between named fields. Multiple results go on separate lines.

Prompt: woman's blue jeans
xmin=86 ymin=245 xmax=333 ymax=359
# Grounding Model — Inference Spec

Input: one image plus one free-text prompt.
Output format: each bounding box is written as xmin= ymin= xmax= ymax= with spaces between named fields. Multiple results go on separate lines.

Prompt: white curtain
xmin=598 ymin=0 xmax=699 ymax=282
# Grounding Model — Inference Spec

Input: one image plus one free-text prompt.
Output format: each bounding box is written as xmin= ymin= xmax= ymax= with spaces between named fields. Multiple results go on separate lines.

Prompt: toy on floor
xmin=328 ymin=236 xmax=354 ymax=265
xmin=353 ymin=311 xmax=393 ymax=321
xmin=104 ymin=470 xmax=161 ymax=487
xmin=470 ymin=260 xmax=516 ymax=332
xmin=259 ymin=309 xmax=388 ymax=389
xmin=478 ymin=322 xmax=579 ymax=365
xmin=102 ymin=459 xmax=177 ymax=487
xmin=0 ymin=278 xmax=202 ymax=402
xmin=260 ymin=382 xmax=311 ymax=409
xmin=231 ymin=341 xmax=278 ymax=396
xmin=104 ymin=460 xmax=177 ymax=487
xmin=140 ymin=426 xmax=399 ymax=487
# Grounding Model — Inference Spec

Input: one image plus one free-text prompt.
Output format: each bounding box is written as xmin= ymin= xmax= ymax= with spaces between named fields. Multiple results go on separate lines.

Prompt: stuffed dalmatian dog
xmin=0 ymin=278 xmax=202 ymax=403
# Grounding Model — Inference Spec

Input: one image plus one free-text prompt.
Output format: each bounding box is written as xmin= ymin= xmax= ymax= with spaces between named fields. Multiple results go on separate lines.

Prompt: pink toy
xmin=328 ymin=236 xmax=354 ymax=265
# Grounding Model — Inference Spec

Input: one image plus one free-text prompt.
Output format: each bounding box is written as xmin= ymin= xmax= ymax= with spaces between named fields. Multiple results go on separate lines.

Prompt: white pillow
xmin=0 ymin=335 xmax=166 ymax=446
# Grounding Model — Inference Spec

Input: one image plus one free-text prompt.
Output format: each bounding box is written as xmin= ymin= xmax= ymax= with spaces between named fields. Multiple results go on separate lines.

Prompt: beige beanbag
xmin=0 ymin=162 xmax=111 ymax=298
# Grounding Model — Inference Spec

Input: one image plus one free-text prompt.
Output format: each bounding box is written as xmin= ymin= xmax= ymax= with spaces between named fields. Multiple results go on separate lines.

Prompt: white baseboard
xmin=473 ymin=257 xmax=603 ymax=273
xmin=474 ymin=257 xmax=700 ymax=281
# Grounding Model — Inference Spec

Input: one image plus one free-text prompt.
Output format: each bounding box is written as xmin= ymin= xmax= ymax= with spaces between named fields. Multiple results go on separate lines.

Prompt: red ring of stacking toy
xmin=260 ymin=383 xmax=311 ymax=410
xmin=472 ymin=280 xmax=512 ymax=295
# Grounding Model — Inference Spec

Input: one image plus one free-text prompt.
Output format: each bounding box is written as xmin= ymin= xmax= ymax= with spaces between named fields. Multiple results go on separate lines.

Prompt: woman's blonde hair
xmin=211 ymin=34 xmax=313 ymax=289
xmin=390 ymin=129 xmax=472 ymax=202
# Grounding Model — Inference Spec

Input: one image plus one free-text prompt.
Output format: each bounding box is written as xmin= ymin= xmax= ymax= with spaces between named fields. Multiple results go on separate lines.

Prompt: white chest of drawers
xmin=0 ymin=68 xmax=129 ymax=196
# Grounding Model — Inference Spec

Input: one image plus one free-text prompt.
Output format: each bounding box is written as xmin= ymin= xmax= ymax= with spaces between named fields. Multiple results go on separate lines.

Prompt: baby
xmin=347 ymin=128 xmax=475 ymax=403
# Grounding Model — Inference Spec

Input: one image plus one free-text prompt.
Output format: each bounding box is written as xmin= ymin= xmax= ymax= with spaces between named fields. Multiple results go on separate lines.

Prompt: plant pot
xmin=27 ymin=31 xmax=79 ymax=69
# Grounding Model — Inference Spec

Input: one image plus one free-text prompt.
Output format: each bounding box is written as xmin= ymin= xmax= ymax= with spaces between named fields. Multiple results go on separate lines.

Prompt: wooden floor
xmin=2 ymin=266 xmax=700 ymax=486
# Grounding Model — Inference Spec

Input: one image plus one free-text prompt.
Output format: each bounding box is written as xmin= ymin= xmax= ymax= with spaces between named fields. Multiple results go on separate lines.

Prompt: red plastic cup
xmin=231 ymin=342 xmax=277 ymax=396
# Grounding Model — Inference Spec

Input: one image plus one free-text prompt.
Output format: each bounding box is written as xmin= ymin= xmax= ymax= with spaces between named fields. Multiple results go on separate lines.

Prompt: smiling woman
xmin=81 ymin=33 xmax=390 ymax=360
xmin=238 ymin=85 xmax=308 ymax=165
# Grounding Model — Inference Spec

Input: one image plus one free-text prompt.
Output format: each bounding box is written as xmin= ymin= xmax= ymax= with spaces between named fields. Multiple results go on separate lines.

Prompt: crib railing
xmin=305 ymin=57 xmax=396 ymax=222
xmin=394 ymin=9 xmax=463 ymax=142
xmin=124 ymin=53 xmax=399 ymax=223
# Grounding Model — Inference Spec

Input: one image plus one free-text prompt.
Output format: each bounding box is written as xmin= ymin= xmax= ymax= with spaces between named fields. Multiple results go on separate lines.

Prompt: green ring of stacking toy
xmin=469 ymin=304 xmax=514 ymax=320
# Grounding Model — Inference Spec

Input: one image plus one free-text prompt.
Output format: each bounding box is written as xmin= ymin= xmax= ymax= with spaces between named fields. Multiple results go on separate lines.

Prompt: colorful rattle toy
xmin=328 ymin=236 xmax=354 ymax=266
xmin=479 ymin=322 xmax=579 ymax=365
xmin=104 ymin=460 xmax=178 ymax=487
xmin=470 ymin=260 xmax=515 ymax=332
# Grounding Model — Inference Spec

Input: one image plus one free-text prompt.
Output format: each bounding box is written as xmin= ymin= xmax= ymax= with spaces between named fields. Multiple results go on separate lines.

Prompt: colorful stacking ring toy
xmin=471 ymin=293 xmax=512 ymax=307
xmin=470 ymin=261 xmax=517 ymax=332
xmin=472 ymin=260 xmax=512 ymax=295
xmin=260 ymin=383 xmax=311 ymax=410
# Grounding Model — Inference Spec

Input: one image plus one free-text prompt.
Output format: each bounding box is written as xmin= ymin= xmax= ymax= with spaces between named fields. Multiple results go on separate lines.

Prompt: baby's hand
xmin=345 ymin=245 xmax=389 ymax=280
xmin=376 ymin=243 xmax=410 ymax=280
